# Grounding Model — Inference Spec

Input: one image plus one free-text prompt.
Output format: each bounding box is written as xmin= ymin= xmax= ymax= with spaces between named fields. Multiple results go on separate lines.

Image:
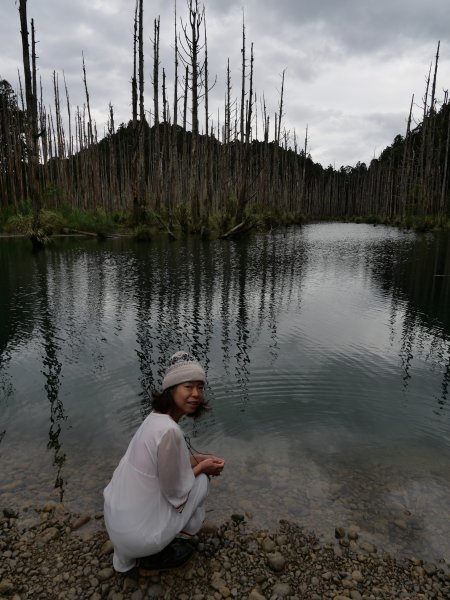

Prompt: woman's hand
xmin=190 ymin=453 xmax=212 ymax=465
xmin=193 ymin=456 xmax=225 ymax=477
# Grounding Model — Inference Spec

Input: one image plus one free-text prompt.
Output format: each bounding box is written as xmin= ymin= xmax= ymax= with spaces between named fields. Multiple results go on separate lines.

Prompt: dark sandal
xmin=138 ymin=541 xmax=194 ymax=576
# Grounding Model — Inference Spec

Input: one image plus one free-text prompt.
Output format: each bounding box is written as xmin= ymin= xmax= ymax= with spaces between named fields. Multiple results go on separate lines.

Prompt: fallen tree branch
xmin=67 ymin=228 xmax=110 ymax=239
xmin=219 ymin=220 xmax=253 ymax=239
xmin=155 ymin=214 xmax=177 ymax=240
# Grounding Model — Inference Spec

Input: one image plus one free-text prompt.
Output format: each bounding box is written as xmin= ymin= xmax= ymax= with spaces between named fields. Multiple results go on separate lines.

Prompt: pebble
xmin=423 ymin=563 xmax=437 ymax=575
xmin=266 ymin=552 xmax=286 ymax=572
xmin=231 ymin=514 xmax=245 ymax=523
xmin=100 ymin=539 xmax=114 ymax=555
xmin=347 ymin=525 xmax=360 ymax=540
xmin=351 ymin=570 xmax=363 ymax=582
xmin=71 ymin=514 xmax=91 ymax=530
xmin=0 ymin=579 xmax=15 ymax=594
xmin=97 ymin=567 xmax=114 ymax=581
xmin=272 ymin=582 xmax=291 ymax=597
xmin=146 ymin=583 xmax=164 ymax=597
xmin=210 ymin=573 xmax=227 ymax=591
xmin=261 ymin=538 xmax=276 ymax=553
xmin=38 ymin=527 xmax=59 ymax=543
xmin=248 ymin=590 xmax=266 ymax=600
xmin=0 ymin=508 xmax=449 ymax=600
xmin=359 ymin=541 xmax=377 ymax=554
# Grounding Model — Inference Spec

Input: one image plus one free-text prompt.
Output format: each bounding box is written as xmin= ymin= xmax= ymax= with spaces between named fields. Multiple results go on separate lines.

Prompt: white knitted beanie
xmin=162 ymin=351 xmax=206 ymax=391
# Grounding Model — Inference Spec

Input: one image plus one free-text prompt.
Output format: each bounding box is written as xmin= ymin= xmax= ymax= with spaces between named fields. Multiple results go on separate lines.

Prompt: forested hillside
xmin=1 ymin=1 xmax=449 ymax=242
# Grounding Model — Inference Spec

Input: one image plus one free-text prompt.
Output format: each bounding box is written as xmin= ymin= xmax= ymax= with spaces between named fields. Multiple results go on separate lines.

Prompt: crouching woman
xmin=103 ymin=352 xmax=225 ymax=574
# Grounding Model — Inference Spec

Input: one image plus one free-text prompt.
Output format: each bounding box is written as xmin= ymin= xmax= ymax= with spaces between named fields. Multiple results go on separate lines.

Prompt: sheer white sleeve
xmin=157 ymin=427 xmax=195 ymax=511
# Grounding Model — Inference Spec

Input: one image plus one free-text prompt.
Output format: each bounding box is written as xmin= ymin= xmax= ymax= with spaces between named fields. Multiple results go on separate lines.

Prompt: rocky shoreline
xmin=0 ymin=504 xmax=449 ymax=600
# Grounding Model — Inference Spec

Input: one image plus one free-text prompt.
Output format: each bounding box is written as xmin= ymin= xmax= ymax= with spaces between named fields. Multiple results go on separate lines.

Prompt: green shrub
xmin=174 ymin=202 xmax=190 ymax=232
xmin=59 ymin=206 xmax=115 ymax=235
xmin=133 ymin=225 xmax=152 ymax=241
xmin=40 ymin=210 xmax=66 ymax=235
xmin=4 ymin=213 xmax=32 ymax=234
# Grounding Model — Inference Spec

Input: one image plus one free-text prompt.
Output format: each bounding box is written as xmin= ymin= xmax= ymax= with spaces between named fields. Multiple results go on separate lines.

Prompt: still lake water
xmin=1 ymin=223 xmax=449 ymax=561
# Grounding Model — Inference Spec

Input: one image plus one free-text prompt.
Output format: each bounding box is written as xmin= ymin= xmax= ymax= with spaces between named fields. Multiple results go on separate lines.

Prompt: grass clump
xmin=59 ymin=205 xmax=116 ymax=237
xmin=133 ymin=224 xmax=153 ymax=241
xmin=3 ymin=213 xmax=32 ymax=234
xmin=403 ymin=215 xmax=439 ymax=232
xmin=173 ymin=202 xmax=190 ymax=233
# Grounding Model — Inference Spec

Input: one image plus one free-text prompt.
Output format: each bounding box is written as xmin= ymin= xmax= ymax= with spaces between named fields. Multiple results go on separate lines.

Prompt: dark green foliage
xmin=0 ymin=79 xmax=26 ymax=207
xmin=133 ymin=224 xmax=153 ymax=241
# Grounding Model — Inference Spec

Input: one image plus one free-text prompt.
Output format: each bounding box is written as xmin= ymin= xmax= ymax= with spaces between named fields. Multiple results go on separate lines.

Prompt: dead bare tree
xmin=179 ymin=0 xmax=205 ymax=137
xmin=240 ymin=12 xmax=246 ymax=144
xmin=82 ymin=54 xmax=93 ymax=146
xmin=440 ymin=100 xmax=450 ymax=216
xmin=131 ymin=0 xmax=138 ymax=125
xmin=153 ymin=16 xmax=160 ymax=127
xmin=400 ymin=94 xmax=414 ymax=217
xmin=173 ymin=0 xmax=179 ymax=128
xmin=138 ymin=0 xmax=145 ymax=123
xmin=18 ymin=0 xmax=42 ymax=246
xmin=179 ymin=0 xmax=206 ymax=222
xmin=277 ymin=69 xmax=285 ymax=146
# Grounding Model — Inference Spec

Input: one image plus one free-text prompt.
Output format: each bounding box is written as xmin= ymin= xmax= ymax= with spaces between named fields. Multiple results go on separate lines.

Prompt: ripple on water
xmin=1 ymin=226 xmax=450 ymax=563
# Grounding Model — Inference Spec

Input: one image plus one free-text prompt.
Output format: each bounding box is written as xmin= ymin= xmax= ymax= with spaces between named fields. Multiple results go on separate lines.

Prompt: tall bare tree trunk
xmin=132 ymin=0 xmax=138 ymax=125
xmin=225 ymin=58 xmax=231 ymax=144
xmin=82 ymin=54 xmax=93 ymax=146
xmin=173 ymin=1 xmax=179 ymax=129
xmin=180 ymin=0 xmax=205 ymax=223
xmin=245 ymin=43 xmax=254 ymax=144
xmin=19 ymin=0 xmax=41 ymax=246
xmin=299 ymin=126 xmax=308 ymax=214
xmin=153 ymin=16 xmax=160 ymax=127
xmin=138 ymin=0 xmax=145 ymax=123
xmin=277 ymin=70 xmax=285 ymax=146
xmin=400 ymin=94 xmax=414 ymax=218
xmin=152 ymin=15 xmax=161 ymax=212
xmin=440 ymin=103 xmax=450 ymax=216
xmin=240 ymin=13 xmax=246 ymax=144
xmin=132 ymin=0 xmax=146 ymax=224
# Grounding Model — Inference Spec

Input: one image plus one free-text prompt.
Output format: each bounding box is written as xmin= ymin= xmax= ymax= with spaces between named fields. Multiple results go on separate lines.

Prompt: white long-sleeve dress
xmin=103 ymin=412 xmax=209 ymax=572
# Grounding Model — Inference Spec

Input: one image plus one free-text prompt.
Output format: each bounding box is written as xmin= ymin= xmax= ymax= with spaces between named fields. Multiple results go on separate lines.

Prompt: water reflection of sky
xmin=1 ymin=225 xmax=449 ymax=561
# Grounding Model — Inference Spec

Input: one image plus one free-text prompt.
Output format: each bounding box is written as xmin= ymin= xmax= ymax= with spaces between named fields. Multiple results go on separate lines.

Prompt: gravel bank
xmin=0 ymin=504 xmax=449 ymax=600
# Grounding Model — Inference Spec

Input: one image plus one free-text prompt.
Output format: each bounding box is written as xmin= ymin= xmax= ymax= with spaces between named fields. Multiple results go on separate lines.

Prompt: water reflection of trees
xmin=1 ymin=231 xmax=307 ymax=423
xmin=370 ymin=233 xmax=450 ymax=408
xmin=132 ymin=230 xmax=307 ymax=409
xmin=2 ymin=230 xmax=448 ymax=445
xmin=34 ymin=251 xmax=67 ymax=501
xmin=0 ymin=241 xmax=36 ymax=443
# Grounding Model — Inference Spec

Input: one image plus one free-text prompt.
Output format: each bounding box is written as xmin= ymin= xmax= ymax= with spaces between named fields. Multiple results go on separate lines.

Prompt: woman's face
xmin=170 ymin=381 xmax=205 ymax=420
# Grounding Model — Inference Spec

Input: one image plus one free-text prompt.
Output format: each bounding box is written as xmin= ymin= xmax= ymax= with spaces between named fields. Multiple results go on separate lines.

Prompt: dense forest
xmin=1 ymin=0 xmax=450 ymax=244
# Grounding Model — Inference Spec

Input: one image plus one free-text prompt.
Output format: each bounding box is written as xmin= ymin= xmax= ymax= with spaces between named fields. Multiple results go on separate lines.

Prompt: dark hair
xmin=151 ymin=386 xmax=209 ymax=419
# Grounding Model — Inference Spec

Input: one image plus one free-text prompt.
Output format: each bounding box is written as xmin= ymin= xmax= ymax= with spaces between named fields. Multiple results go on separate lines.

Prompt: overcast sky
xmin=1 ymin=0 xmax=449 ymax=168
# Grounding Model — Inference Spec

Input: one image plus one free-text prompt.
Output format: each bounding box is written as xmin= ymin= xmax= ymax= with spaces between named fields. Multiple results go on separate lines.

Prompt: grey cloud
xmin=238 ymin=0 xmax=448 ymax=56
xmin=1 ymin=0 xmax=449 ymax=167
